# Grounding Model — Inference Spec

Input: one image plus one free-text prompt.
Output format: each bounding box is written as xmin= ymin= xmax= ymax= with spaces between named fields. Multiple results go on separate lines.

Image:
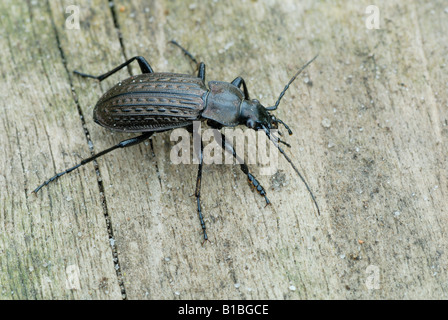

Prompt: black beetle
xmin=33 ymin=41 xmax=319 ymax=242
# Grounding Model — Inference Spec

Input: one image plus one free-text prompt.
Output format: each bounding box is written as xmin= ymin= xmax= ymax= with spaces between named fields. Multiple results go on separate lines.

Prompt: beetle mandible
xmin=33 ymin=41 xmax=320 ymax=242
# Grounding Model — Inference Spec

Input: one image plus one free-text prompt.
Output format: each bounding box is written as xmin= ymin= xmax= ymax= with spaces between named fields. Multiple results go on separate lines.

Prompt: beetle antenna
xmin=274 ymin=118 xmax=293 ymax=135
xmin=266 ymin=54 xmax=318 ymax=111
xmin=262 ymin=126 xmax=321 ymax=215
xmin=271 ymin=133 xmax=291 ymax=148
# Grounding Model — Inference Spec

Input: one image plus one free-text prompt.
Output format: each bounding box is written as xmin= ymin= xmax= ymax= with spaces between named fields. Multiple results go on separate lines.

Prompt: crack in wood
xmin=46 ymin=0 xmax=127 ymax=299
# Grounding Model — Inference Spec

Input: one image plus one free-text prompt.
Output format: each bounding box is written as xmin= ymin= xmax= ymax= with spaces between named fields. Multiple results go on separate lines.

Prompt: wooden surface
xmin=0 ymin=0 xmax=446 ymax=299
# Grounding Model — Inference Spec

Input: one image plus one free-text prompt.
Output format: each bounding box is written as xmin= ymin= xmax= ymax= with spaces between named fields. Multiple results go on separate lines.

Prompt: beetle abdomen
xmin=94 ymin=73 xmax=208 ymax=132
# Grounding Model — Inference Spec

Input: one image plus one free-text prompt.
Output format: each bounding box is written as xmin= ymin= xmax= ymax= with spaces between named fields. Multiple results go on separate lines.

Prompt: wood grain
xmin=0 ymin=0 xmax=446 ymax=299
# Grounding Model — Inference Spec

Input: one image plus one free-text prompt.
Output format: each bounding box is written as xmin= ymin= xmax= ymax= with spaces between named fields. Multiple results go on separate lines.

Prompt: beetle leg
xmin=216 ymin=131 xmax=270 ymax=206
xmin=194 ymin=137 xmax=209 ymax=243
xmin=73 ymin=56 xmax=154 ymax=81
xmin=170 ymin=40 xmax=198 ymax=64
xmin=169 ymin=40 xmax=206 ymax=81
xmin=231 ymin=77 xmax=250 ymax=100
xmin=197 ymin=62 xmax=206 ymax=81
xmin=32 ymin=132 xmax=154 ymax=194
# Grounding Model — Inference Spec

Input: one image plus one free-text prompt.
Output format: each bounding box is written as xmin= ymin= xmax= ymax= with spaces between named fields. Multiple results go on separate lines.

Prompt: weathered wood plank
xmin=0 ymin=0 xmax=122 ymax=299
xmin=1 ymin=0 xmax=446 ymax=300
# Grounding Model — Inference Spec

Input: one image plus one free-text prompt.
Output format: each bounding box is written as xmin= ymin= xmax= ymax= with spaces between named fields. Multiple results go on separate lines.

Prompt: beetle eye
xmin=246 ymin=119 xmax=255 ymax=128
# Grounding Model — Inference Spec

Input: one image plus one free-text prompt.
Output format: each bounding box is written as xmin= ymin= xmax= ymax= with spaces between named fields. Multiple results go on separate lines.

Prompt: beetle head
xmin=240 ymin=99 xmax=271 ymax=130
xmin=240 ymin=99 xmax=292 ymax=137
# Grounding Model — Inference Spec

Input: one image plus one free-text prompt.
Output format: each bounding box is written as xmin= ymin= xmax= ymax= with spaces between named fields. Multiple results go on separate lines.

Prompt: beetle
xmin=33 ymin=41 xmax=319 ymax=242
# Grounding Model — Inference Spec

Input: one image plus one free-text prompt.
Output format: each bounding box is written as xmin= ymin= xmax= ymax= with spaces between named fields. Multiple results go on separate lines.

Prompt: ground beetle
xmin=33 ymin=41 xmax=319 ymax=242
